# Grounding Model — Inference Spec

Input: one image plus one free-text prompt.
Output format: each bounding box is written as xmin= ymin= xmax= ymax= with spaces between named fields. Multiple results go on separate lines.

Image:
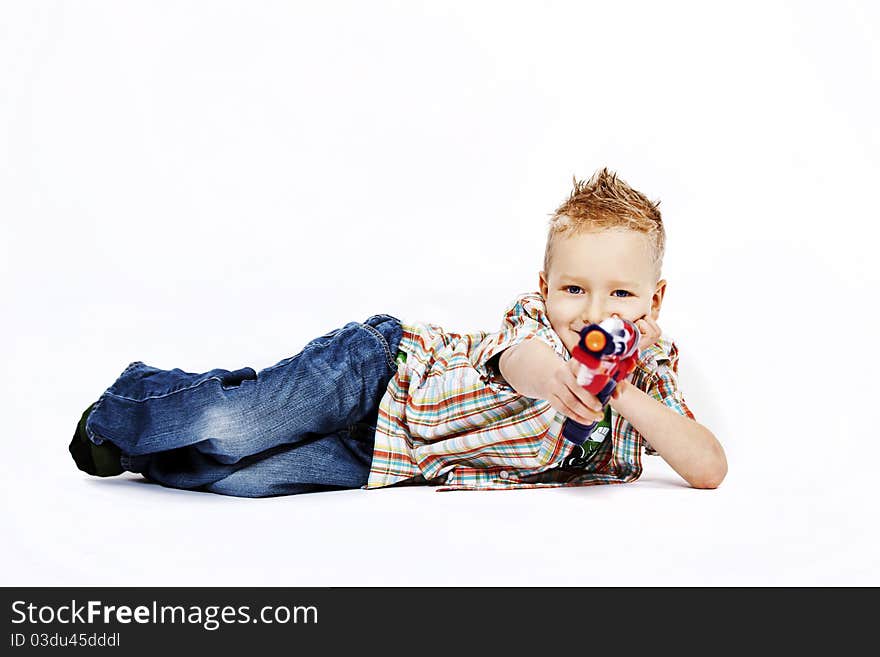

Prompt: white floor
xmin=2 ymin=415 xmax=876 ymax=586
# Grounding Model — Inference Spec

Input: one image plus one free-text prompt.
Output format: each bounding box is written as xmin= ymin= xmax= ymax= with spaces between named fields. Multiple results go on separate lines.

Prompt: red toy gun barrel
xmin=584 ymin=329 xmax=606 ymax=353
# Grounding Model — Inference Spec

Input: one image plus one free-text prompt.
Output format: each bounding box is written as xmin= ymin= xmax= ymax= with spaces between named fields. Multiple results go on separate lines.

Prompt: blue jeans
xmin=85 ymin=314 xmax=403 ymax=497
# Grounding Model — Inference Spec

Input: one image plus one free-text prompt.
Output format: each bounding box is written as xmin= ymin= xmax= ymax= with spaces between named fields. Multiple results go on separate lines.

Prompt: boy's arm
xmin=496 ymin=338 xmax=561 ymax=399
xmin=499 ymin=338 xmax=728 ymax=489
xmin=610 ymin=380 xmax=727 ymax=489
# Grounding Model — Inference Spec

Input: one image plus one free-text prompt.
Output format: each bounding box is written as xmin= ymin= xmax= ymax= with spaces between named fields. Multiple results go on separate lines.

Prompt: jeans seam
xmin=106 ymin=343 xmax=333 ymax=402
xmin=86 ymin=361 xmax=143 ymax=444
xmin=259 ymin=341 xmax=324 ymax=376
xmin=97 ymin=322 xmax=397 ymax=405
xmin=102 ymin=373 xmax=247 ymax=403
xmin=360 ymin=322 xmax=397 ymax=372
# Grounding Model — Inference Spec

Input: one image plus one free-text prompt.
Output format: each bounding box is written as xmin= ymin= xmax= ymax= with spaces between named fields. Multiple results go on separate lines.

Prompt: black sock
xmin=68 ymin=402 xmax=123 ymax=477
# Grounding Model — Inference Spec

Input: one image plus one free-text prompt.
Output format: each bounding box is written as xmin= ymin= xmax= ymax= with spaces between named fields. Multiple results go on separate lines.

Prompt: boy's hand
xmin=613 ymin=313 xmax=661 ymax=354
xmin=636 ymin=315 xmax=662 ymax=352
xmin=538 ymin=358 xmax=606 ymax=425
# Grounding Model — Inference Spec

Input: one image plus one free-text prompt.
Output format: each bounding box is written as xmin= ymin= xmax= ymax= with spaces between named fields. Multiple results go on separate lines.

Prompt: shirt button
xmin=499 ymin=470 xmax=509 ymax=480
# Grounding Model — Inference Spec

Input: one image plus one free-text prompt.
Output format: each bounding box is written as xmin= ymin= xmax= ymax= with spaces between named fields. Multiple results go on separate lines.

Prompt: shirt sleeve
xmin=472 ymin=292 xmax=568 ymax=391
xmin=643 ymin=340 xmax=696 ymax=455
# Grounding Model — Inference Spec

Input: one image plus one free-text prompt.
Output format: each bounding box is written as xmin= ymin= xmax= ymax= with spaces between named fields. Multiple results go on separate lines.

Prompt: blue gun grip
xmin=561 ymin=379 xmax=617 ymax=445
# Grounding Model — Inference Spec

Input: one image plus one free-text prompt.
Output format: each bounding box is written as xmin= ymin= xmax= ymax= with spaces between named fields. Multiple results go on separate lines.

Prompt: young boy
xmin=69 ymin=168 xmax=726 ymax=496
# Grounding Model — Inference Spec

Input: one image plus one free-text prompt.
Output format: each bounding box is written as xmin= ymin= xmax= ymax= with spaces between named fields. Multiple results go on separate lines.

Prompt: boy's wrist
xmin=609 ymin=378 xmax=638 ymax=411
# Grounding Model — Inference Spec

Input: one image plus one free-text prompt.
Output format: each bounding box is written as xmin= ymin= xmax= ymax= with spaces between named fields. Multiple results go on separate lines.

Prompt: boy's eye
xmin=564 ymin=285 xmax=633 ymax=298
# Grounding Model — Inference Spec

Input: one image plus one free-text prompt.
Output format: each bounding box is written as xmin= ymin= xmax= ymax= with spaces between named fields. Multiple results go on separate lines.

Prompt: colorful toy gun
xmin=561 ymin=316 xmax=640 ymax=446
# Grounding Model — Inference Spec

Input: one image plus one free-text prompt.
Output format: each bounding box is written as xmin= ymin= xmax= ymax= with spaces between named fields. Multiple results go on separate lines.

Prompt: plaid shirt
xmin=364 ymin=291 xmax=696 ymax=492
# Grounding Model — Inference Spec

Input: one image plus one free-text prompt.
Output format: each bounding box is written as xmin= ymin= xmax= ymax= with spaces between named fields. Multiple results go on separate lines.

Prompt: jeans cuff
xmin=120 ymin=453 xmax=150 ymax=474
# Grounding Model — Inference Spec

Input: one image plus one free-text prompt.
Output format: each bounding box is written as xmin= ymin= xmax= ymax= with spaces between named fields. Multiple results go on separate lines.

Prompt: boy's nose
xmin=582 ymin=306 xmax=607 ymax=326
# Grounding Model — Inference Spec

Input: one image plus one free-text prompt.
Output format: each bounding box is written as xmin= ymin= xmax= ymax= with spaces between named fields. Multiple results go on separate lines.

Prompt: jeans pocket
xmin=360 ymin=318 xmax=402 ymax=373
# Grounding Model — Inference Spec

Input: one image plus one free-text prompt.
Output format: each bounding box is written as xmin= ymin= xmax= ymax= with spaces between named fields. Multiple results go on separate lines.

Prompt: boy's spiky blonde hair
xmin=543 ymin=167 xmax=665 ymax=281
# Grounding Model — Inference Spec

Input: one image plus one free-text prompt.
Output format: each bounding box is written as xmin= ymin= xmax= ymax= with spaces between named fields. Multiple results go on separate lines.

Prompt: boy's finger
xmin=550 ymin=393 xmax=597 ymax=425
xmin=565 ymin=356 xmax=604 ymax=415
xmin=567 ymin=382 xmax=603 ymax=414
xmin=557 ymin=391 xmax=596 ymax=424
xmin=566 ymin=375 xmax=603 ymax=418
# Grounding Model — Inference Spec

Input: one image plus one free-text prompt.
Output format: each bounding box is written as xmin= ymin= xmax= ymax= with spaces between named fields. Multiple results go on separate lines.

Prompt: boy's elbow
xmin=691 ymin=471 xmax=725 ymax=489
xmin=689 ymin=444 xmax=728 ymax=489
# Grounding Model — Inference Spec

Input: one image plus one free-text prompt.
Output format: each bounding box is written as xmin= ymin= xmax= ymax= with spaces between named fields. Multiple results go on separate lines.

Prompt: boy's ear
xmin=538 ymin=271 xmax=548 ymax=299
xmin=650 ymin=279 xmax=667 ymax=320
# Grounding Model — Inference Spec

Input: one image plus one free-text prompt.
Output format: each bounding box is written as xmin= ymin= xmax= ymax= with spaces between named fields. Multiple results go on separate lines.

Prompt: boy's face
xmin=539 ymin=228 xmax=667 ymax=355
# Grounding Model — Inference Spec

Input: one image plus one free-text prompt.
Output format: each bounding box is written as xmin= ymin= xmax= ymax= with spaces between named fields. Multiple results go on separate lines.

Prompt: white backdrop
xmin=2 ymin=0 xmax=878 ymax=585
